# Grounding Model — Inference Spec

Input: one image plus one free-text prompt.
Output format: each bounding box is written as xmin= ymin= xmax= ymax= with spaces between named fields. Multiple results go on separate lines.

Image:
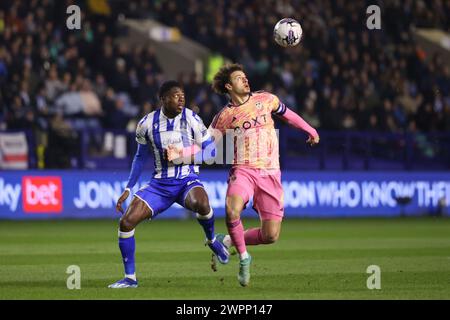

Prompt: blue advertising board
xmin=0 ymin=170 xmax=449 ymax=219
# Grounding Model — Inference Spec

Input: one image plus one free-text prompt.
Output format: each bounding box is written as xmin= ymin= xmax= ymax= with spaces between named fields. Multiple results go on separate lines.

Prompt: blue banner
xmin=0 ymin=170 xmax=449 ymax=219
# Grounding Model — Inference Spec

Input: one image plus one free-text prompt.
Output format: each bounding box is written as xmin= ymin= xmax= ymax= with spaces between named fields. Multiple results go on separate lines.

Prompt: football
xmin=273 ymin=18 xmax=303 ymax=47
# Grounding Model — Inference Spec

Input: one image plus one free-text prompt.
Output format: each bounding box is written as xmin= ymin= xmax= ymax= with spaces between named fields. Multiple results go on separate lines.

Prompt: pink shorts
xmin=226 ymin=167 xmax=284 ymax=221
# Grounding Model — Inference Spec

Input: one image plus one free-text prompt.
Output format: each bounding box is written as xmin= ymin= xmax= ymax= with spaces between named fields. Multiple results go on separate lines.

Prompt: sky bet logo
xmin=22 ymin=177 xmax=63 ymax=213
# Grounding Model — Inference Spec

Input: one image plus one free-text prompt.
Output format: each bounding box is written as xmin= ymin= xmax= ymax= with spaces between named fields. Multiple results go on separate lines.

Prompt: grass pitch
xmin=0 ymin=217 xmax=449 ymax=300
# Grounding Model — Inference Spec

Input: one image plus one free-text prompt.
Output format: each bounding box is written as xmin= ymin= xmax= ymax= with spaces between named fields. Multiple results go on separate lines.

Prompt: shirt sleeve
xmin=210 ymin=110 xmax=226 ymax=135
xmin=197 ymin=116 xmax=212 ymax=145
xmin=135 ymin=119 xmax=148 ymax=145
xmin=125 ymin=143 xmax=148 ymax=189
xmin=271 ymin=94 xmax=287 ymax=115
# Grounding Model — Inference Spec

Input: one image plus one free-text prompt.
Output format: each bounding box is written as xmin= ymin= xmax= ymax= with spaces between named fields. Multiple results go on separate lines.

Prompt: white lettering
xmin=366 ymin=5 xmax=381 ymax=30
xmin=0 ymin=179 xmax=21 ymax=211
xmin=366 ymin=265 xmax=381 ymax=289
xmin=346 ymin=181 xmax=361 ymax=208
xmin=66 ymin=265 xmax=81 ymax=289
xmin=316 ymin=181 xmax=335 ymax=206
xmin=66 ymin=5 xmax=81 ymax=30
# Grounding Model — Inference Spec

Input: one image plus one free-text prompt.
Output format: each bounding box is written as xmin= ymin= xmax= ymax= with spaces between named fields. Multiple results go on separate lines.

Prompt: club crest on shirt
xmin=256 ymin=102 xmax=263 ymax=110
xmin=153 ymin=123 xmax=159 ymax=130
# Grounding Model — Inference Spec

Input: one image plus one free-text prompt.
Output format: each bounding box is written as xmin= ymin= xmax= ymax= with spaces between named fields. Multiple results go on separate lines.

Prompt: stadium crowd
xmin=151 ymin=0 xmax=450 ymax=133
xmin=1 ymin=0 xmax=449 ymax=167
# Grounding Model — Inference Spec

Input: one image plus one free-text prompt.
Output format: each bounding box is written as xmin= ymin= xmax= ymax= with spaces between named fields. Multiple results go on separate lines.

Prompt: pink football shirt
xmin=210 ymin=91 xmax=281 ymax=170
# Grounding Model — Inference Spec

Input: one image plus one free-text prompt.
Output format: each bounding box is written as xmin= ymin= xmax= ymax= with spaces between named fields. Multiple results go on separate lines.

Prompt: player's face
xmin=164 ymin=87 xmax=185 ymax=115
xmin=228 ymin=71 xmax=250 ymax=95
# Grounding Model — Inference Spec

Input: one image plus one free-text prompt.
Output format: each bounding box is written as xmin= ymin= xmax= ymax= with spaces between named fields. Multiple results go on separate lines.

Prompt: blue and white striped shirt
xmin=136 ymin=108 xmax=212 ymax=179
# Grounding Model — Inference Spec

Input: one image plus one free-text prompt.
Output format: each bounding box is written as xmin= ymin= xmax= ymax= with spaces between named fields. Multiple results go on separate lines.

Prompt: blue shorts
xmin=134 ymin=176 xmax=204 ymax=219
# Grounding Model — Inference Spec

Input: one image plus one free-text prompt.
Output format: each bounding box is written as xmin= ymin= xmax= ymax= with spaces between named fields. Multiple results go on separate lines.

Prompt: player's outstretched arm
xmin=166 ymin=135 xmax=217 ymax=164
xmin=273 ymin=102 xmax=320 ymax=146
xmin=207 ymin=125 xmax=224 ymax=146
xmin=166 ymin=115 xmax=220 ymax=164
xmin=116 ymin=143 xmax=148 ymax=214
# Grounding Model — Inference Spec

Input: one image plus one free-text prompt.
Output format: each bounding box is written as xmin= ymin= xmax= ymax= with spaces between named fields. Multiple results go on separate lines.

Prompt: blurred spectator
xmin=45 ymin=66 xmax=65 ymax=101
xmin=45 ymin=112 xmax=79 ymax=168
xmin=6 ymin=95 xmax=34 ymax=130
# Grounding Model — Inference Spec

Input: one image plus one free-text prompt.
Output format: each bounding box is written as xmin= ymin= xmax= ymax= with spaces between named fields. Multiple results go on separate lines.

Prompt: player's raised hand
xmin=116 ymin=189 xmax=130 ymax=214
xmin=306 ymin=134 xmax=320 ymax=146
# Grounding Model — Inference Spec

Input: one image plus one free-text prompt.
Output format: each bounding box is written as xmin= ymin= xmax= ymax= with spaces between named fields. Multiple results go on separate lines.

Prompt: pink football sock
xmin=226 ymin=219 xmax=247 ymax=255
xmin=225 ymin=228 xmax=266 ymax=246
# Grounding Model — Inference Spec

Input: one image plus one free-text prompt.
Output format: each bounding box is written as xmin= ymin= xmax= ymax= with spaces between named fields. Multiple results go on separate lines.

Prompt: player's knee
xmin=195 ymin=203 xmax=211 ymax=216
xmin=225 ymin=207 xmax=241 ymax=221
xmin=188 ymin=197 xmax=209 ymax=215
xmin=119 ymin=216 xmax=135 ymax=232
xmin=262 ymin=231 xmax=279 ymax=244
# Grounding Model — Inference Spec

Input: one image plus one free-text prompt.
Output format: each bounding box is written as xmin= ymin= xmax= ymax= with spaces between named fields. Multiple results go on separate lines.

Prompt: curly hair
xmin=158 ymin=80 xmax=182 ymax=99
xmin=211 ymin=63 xmax=245 ymax=95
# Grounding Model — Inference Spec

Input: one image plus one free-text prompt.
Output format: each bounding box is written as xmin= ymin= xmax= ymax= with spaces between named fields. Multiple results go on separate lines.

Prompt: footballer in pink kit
xmin=209 ymin=64 xmax=320 ymax=286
